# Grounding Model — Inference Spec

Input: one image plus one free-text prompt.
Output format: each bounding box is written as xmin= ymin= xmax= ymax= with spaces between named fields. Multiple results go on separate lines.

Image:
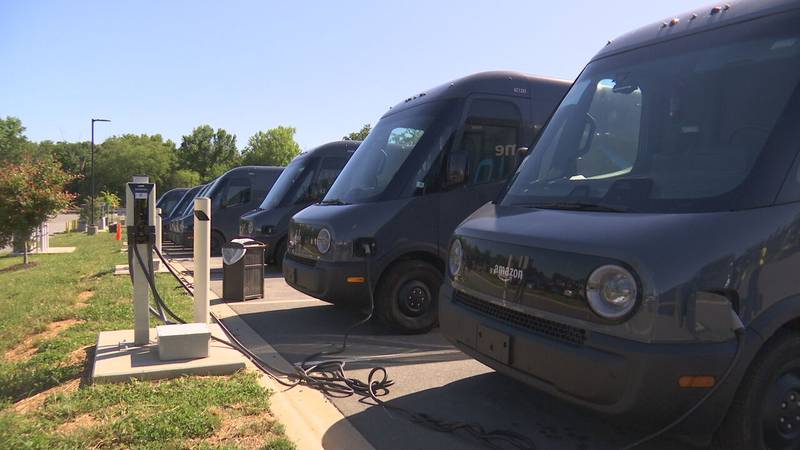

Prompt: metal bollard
xmin=155 ymin=208 xmax=163 ymax=253
xmin=193 ymin=197 xmax=211 ymax=324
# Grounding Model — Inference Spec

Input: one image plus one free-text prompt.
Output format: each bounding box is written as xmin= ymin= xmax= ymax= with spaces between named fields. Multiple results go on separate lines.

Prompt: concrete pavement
xmin=164 ymin=243 xmax=690 ymax=450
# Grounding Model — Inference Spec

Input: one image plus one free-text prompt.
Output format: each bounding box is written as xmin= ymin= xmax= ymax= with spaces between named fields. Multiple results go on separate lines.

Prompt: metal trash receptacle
xmin=222 ymin=239 xmax=265 ymax=301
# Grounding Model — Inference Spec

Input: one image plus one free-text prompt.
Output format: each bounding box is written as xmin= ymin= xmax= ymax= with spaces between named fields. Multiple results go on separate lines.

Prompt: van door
xmin=437 ymin=97 xmax=525 ymax=256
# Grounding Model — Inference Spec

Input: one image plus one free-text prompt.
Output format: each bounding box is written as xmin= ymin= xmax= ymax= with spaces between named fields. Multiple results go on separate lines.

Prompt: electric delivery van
xmin=440 ymin=1 xmax=800 ymax=448
xmin=239 ymin=140 xmax=360 ymax=267
xmin=163 ymin=184 xmax=205 ymax=240
xmin=168 ymin=182 xmax=211 ymax=244
xmin=283 ymin=71 xmax=570 ymax=333
xmin=174 ymin=166 xmax=283 ymax=254
xmin=156 ymin=188 xmax=187 ymax=218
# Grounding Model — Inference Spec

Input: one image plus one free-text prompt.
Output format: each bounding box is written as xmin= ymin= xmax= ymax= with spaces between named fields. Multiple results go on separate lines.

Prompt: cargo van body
xmin=239 ymin=141 xmax=359 ymax=266
xmin=284 ymin=71 xmax=570 ymax=332
xmin=173 ymin=166 xmax=283 ymax=254
xmin=440 ymin=2 xmax=800 ymax=447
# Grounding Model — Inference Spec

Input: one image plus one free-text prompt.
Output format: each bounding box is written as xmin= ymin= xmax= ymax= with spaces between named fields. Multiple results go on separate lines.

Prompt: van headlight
xmin=586 ymin=265 xmax=638 ymax=319
xmin=316 ymin=228 xmax=331 ymax=254
xmin=449 ymin=239 xmax=463 ymax=276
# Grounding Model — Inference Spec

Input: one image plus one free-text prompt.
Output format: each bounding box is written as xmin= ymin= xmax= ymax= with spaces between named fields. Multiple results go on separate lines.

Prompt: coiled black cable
xmin=143 ymin=243 xmax=538 ymax=449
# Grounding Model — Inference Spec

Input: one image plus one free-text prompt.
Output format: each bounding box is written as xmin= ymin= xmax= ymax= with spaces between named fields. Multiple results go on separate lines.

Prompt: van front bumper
xmin=283 ymin=254 xmax=370 ymax=305
xmin=439 ymin=283 xmax=738 ymax=436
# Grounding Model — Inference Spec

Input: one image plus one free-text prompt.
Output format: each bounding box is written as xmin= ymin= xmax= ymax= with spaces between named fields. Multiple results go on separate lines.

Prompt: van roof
xmin=595 ymin=0 xmax=800 ymax=62
xmin=221 ymin=165 xmax=283 ymax=177
xmin=300 ymin=140 xmax=360 ymax=159
xmin=383 ymin=71 xmax=571 ymax=118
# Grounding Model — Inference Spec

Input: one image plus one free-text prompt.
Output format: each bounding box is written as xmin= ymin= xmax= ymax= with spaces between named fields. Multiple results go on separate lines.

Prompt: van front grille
xmin=454 ymin=290 xmax=587 ymax=346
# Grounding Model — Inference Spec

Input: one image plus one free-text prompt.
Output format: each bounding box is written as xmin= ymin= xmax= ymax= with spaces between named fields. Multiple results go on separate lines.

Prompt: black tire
xmin=210 ymin=232 xmax=224 ymax=257
xmin=376 ymin=260 xmax=442 ymax=334
xmin=714 ymin=330 xmax=800 ymax=450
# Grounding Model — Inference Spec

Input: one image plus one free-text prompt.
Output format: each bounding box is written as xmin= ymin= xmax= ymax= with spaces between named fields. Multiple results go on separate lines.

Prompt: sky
xmin=1 ymin=0 xmax=704 ymax=150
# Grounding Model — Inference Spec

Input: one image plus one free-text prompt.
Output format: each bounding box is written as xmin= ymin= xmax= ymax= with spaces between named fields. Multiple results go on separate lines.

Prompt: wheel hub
xmin=398 ymin=280 xmax=431 ymax=318
xmin=763 ymin=371 xmax=800 ymax=449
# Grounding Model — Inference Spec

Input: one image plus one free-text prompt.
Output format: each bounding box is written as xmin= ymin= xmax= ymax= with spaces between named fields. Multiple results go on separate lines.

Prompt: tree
xmin=0 ymin=116 xmax=38 ymax=163
xmin=95 ymin=134 xmax=177 ymax=198
xmin=0 ymin=157 xmax=75 ymax=264
xmin=241 ymin=126 xmax=301 ymax=167
xmin=177 ymin=125 xmax=239 ymax=179
xmin=343 ymin=124 xmax=371 ymax=141
xmin=164 ymin=169 xmax=202 ymax=192
xmin=37 ymin=140 xmax=91 ymax=200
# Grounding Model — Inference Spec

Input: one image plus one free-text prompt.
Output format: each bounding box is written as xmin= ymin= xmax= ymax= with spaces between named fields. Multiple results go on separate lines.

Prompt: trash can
xmin=222 ymin=239 xmax=266 ymax=301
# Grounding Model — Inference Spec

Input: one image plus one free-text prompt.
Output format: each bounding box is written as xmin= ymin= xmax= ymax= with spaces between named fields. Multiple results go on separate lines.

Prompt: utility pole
xmin=88 ymin=118 xmax=111 ymax=235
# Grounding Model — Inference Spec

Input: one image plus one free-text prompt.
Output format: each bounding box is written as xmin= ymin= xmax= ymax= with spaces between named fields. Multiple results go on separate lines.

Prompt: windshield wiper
xmin=319 ymin=198 xmax=350 ymax=206
xmin=512 ymin=201 xmax=629 ymax=212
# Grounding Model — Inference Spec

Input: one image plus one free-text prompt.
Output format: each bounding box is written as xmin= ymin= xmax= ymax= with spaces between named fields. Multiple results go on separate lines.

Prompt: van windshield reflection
xmin=323 ymin=99 xmax=458 ymax=204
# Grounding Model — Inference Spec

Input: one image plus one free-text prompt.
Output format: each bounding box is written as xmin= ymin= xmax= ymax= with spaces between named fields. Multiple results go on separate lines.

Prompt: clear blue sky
xmin=1 ymin=0 xmax=702 ymax=150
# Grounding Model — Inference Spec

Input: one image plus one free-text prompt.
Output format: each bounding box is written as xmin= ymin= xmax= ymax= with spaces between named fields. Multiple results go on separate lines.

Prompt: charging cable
xmin=145 ymin=242 xmax=538 ymax=449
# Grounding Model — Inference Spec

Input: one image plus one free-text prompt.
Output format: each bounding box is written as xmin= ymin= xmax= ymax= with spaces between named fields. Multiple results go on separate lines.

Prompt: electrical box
xmin=156 ymin=323 xmax=211 ymax=361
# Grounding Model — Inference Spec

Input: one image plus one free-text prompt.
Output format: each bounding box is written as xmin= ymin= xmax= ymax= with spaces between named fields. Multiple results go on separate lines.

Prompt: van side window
xmin=221 ymin=177 xmax=251 ymax=208
xmin=461 ymin=99 xmax=522 ymax=185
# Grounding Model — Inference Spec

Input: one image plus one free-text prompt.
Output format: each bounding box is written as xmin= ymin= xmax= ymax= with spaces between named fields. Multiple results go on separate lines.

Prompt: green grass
xmin=0 ymin=231 xmax=293 ymax=449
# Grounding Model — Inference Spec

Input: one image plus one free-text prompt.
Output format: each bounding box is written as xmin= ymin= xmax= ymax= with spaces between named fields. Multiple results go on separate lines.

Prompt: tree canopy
xmin=0 ymin=116 xmax=36 ymax=163
xmin=95 ymin=134 xmax=177 ymax=197
xmin=343 ymin=124 xmax=371 ymax=141
xmin=177 ymin=125 xmax=239 ymax=179
xmin=241 ymin=126 xmax=301 ymax=167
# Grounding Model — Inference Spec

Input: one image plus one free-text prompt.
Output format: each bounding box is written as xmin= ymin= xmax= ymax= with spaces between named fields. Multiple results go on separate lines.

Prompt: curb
xmin=168 ymin=258 xmax=374 ymax=450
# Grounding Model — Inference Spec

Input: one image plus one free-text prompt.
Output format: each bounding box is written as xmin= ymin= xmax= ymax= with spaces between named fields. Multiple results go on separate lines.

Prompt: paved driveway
xmin=167 ymin=243 xmax=696 ymax=450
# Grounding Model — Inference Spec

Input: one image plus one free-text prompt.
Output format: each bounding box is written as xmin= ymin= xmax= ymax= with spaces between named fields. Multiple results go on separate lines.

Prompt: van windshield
xmin=259 ymin=154 xmax=316 ymax=210
xmin=324 ymin=99 xmax=458 ymax=204
xmin=503 ymin=16 xmax=800 ymax=213
xmin=170 ymin=186 xmax=202 ymax=218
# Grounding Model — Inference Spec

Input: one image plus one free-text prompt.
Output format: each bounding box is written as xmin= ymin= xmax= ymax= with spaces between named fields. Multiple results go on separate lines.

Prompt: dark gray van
xmin=284 ymin=71 xmax=570 ymax=332
xmin=440 ymin=1 xmax=800 ymax=448
xmin=156 ymin=188 xmax=187 ymax=218
xmin=239 ymin=140 xmax=359 ymax=267
xmin=174 ymin=166 xmax=283 ymax=254
xmin=164 ymin=184 xmax=205 ymax=241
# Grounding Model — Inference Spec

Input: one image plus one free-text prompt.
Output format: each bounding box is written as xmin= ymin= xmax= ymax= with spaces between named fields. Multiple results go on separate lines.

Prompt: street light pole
xmin=89 ymin=118 xmax=111 ymax=235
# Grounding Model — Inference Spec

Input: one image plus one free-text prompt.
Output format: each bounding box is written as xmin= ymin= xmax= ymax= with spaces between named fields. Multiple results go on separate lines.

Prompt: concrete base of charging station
xmin=91 ymin=324 xmax=246 ymax=384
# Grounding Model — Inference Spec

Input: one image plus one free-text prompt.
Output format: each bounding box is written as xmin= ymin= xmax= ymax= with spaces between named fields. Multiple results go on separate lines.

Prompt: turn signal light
xmin=346 ymin=276 xmax=366 ymax=284
xmin=678 ymin=376 xmax=715 ymax=388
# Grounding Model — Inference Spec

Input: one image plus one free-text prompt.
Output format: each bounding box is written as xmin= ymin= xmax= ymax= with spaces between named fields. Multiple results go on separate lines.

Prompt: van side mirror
xmin=445 ymin=152 xmax=468 ymax=188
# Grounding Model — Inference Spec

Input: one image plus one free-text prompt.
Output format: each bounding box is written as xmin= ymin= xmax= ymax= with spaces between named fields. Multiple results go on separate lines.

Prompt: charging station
xmin=91 ymin=176 xmax=245 ymax=383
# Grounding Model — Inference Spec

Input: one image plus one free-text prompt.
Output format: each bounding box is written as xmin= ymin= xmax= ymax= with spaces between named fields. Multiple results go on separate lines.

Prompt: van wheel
xmin=714 ymin=330 xmax=800 ymax=450
xmin=376 ymin=261 xmax=441 ymax=334
xmin=211 ymin=232 xmax=224 ymax=257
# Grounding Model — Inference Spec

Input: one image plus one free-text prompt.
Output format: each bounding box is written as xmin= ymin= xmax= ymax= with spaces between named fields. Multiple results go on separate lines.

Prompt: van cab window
xmin=458 ymin=99 xmax=522 ymax=185
xmin=310 ymin=157 xmax=347 ymax=200
xmin=220 ymin=178 xmax=251 ymax=208
xmin=504 ymin=21 xmax=800 ymax=213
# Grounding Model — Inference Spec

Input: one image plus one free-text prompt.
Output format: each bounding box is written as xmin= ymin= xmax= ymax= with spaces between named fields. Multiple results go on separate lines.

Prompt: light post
xmin=88 ymin=118 xmax=110 ymax=235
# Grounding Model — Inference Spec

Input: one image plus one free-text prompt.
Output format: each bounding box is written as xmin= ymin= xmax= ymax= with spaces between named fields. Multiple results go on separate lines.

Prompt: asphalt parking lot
xmin=165 ymin=243 xmax=691 ymax=450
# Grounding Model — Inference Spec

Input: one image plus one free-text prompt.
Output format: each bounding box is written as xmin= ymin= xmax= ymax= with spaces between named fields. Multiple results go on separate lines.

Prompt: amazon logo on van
xmin=490 ymin=264 xmax=524 ymax=282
